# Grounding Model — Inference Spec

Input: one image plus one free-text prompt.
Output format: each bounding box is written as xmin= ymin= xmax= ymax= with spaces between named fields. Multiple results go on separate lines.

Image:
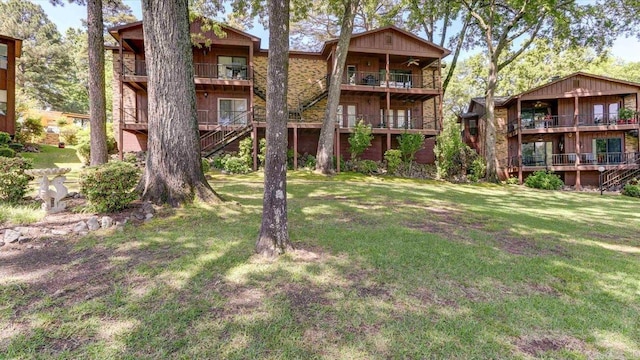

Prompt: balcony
xmin=123 ymin=61 xmax=251 ymax=81
xmin=508 ymin=113 xmax=639 ymax=135
xmin=336 ymin=115 xmax=440 ymax=132
xmin=341 ymin=71 xmax=440 ymax=90
xmin=121 ymin=107 xmax=250 ymax=131
xmin=509 ymin=152 xmax=640 ymax=170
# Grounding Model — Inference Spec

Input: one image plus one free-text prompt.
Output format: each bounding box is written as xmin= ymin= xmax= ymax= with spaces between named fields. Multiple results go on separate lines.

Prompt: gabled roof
xmin=0 ymin=34 xmax=22 ymax=58
xmin=515 ymin=71 xmax=640 ymax=100
xmin=320 ymin=25 xmax=451 ymax=58
xmin=108 ymin=20 xmax=261 ymax=48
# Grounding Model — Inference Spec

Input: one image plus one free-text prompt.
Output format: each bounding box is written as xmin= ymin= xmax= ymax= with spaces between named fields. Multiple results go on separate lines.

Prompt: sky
xmin=37 ymin=0 xmax=640 ymax=62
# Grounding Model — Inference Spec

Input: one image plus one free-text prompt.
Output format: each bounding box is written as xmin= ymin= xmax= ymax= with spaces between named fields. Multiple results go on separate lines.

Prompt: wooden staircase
xmin=200 ymin=111 xmax=253 ymax=158
xmin=601 ymin=153 xmax=640 ymax=190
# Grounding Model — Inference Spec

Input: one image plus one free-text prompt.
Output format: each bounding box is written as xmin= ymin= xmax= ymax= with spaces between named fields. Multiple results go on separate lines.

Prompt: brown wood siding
xmin=122 ymin=131 xmax=147 ymax=152
xmin=348 ymin=29 xmax=443 ymax=58
xmin=522 ymin=74 xmax=640 ymax=100
xmin=0 ymin=38 xmax=16 ymax=134
xmin=557 ymin=98 xmax=574 ymax=119
xmin=189 ymin=23 xmax=254 ymax=45
xmin=191 ymin=47 xmax=250 ymax=65
xmin=576 ymin=131 xmax=626 ymax=153
xmin=578 ymin=96 xmax=621 ymax=118
xmin=119 ymin=26 xmax=144 ymax=40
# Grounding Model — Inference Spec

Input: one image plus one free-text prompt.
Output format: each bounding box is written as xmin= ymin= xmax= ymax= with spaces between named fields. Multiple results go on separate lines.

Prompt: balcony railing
xmin=122 ymin=61 xmax=250 ymax=80
xmin=122 ymin=108 xmax=249 ymax=126
xmin=510 ymin=152 xmax=639 ymax=167
xmin=508 ymin=113 xmax=639 ymax=131
xmin=336 ymin=115 xmax=440 ymax=130
xmin=341 ymin=71 xmax=440 ymax=89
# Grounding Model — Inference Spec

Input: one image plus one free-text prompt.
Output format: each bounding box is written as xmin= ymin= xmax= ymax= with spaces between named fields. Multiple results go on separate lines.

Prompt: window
xmin=0 ymin=90 xmax=7 ymax=116
xmin=593 ymin=104 xmax=604 ymax=124
xmin=0 ymin=44 xmax=7 ymax=69
xmin=217 ymin=56 xmax=247 ymax=79
xmin=346 ymin=65 xmax=357 ymax=84
xmin=522 ymin=141 xmax=552 ymax=166
xmin=594 ymin=138 xmax=622 ymax=164
xmin=218 ymin=98 xmax=247 ymax=125
xmin=469 ymin=119 xmax=478 ymax=136
xmin=608 ymin=103 xmax=619 ymax=123
xmin=337 ymin=105 xmax=343 ymax=127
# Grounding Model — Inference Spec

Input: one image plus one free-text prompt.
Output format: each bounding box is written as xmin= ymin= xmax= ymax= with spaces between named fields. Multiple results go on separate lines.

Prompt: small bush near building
xmin=524 ymin=171 xmax=564 ymax=190
xmin=201 ymin=158 xmax=211 ymax=173
xmin=622 ymin=178 xmax=640 ymax=198
xmin=468 ymin=158 xmax=487 ymax=182
xmin=15 ymin=117 xmax=44 ymax=144
xmin=80 ymin=161 xmax=141 ymax=212
xmin=505 ymin=176 xmax=519 ymax=185
xmin=211 ymin=153 xmax=251 ymax=174
xmin=348 ymin=159 xmax=380 ymax=175
xmin=0 ymin=147 xmax=15 ymax=158
xmin=348 ymin=121 xmax=373 ymax=160
xmin=397 ymin=133 xmax=425 ymax=163
xmin=384 ymin=149 xmax=402 ymax=174
xmin=0 ymin=132 xmax=10 ymax=146
xmin=434 ymin=120 xmax=478 ymax=180
xmin=0 ymin=157 xmax=33 ymax=204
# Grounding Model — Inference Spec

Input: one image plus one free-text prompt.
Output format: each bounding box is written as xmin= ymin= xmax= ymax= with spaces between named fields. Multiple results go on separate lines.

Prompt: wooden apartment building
xmin=0 ymin=34 xmax=22 ymax=136
xmin=109 ymin=21 xmax=450 ymax=168
xmin=460 ymin=73 xmax=640 ymax=188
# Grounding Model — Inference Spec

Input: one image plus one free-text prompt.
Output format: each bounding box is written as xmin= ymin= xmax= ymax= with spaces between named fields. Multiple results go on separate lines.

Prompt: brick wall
xmin=625 ymin=133 xmax=638 ymax=153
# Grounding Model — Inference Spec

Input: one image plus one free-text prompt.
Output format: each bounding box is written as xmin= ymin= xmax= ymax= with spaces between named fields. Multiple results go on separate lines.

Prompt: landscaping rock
xmin=87 ymin=216 xmax=100 ymax=231
xmin=101 ymin=216 xmax=114 ymax=229
xmin=51 ymin=229 xmax=69 ymax=236
xmin=145 ymin=213 xmax=154 ymax=220
xmin=3 ymin=229 xmax=21 ymax=243
xmin=18 ymin=236 xmax=31 ymax=243
xmin=140 ymin=201 xmax=156 ymax=215
xmin=73 ymin=221 xmax=88 ymax=233
xmin=133 ymin=213 xmax=145 ymax=221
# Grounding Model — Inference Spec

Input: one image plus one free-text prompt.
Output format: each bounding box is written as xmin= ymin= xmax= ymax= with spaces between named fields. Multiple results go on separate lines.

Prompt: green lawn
xmin=1 ymin=172 xmax=639 ymax=359
xmin=20 ymin=144 xmax=83 ymax=170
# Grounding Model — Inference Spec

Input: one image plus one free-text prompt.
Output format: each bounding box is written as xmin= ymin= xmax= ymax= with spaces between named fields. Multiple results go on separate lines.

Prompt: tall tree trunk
xmin=315 ymin=0 xmax=359 ymax=174
xmin=87 ymin=0 xmax=108 ymax=165
xmin=256 ymin=0 xmax=293 ymax=256
xmin=140 ymin=0 xmax=220 ymax=206
xmin=484 ymin=57 xmax=499 ymax=183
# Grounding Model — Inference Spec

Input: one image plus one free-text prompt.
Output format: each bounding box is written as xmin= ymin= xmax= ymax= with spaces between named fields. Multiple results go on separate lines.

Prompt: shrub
xmin=0 ymin=157 xmax=32 ymax=204
xmin=16 ymin=117 xmax=45 ymax=144
xmin=222 ymin=155 xmax=251 ymax=174
xmin=0 ymin=132 xmax=10 ymax=146
xmin=524 ymin=171 xmax=564 ymax=190
xmin=332 ymin=155 xmax=345 ymax=170
xmin=434 ymin=120 xmax=478 ymax=180
xmin=505 ymin=176 xmax=519 ymax=185
xmin=0 ymin=147 xmax=15 ymax=158
xmin=258 ymin=138 xmax=267 ymax=167
xmin=348 ymin=120 xmax=373 ymax=160
xmin=302 ymin=154 xmax=316 ymax=169
xmin=201 ymin=158 xmax=211 ymax=173
xmin=8 ymin=143 xmax=24 ymax=152
xmin=211 ymin=154 xmax=226 ymax=169
xmin=352 ymin=159 xmax=379 ymax=175
xmin=468 ymin=157 xmax=486 ymax=182
xmin=59 ymin=124 xmax=80 ymax=145
xmin=397 ymin=133 xmax=425 ymax=163
xmin=384 ymin=149 xmax=402 ymax=174
xmin=77 ymin=133 xmax=118 ymax=165
xmin=238 ymin=137 xmax=254 ymax=168
xmin=80 ymin=161 xmax=141 ymax=212
xmin=622 ymin=184 xmax=640 ymax=198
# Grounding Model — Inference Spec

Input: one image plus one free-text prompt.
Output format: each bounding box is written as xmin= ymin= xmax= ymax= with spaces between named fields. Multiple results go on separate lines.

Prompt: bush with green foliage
xmin=8 ymin=143 xmax=24 ymax=152
xmin=384 ymin=149 xmax=402 ymax=174
xmin=468 ymin=157 xmax=487 ymax=182
xmin=397 ymin=133 xmax=425 ymax=163
xmin=59 ymin=124 xmax=80 ymax=145
xmin=80 ymin=161 xmax=141 ymax=212
xmin=434 ymin=120 xmax=478 ymax=180
xmin=350 ymin=159 xmax=379 ymax=175
xmin=258 ymin=138 xmax=267 ymax=167
xmin=201 ymin=158 xmax=211 ymax=173
xmin=524 ymin=171 xmax=564 ymax=190
xmin=0 ymin=147 xmax=15 ymax=158
xmin=76 ymin=127 xmax=118 ymax=164
xmin=301 ymin=154 xmax=316 ymax=169
xmin=211 ymin=153 xmax=251 ymax=174
xmin=0 ymin=157 xmax=33 ymax=204
xmin=0 ymin=132 xmax=10 ymax=146
xmin=348 ymin=120 xmax=373 ymax=160
xmin=622 ymin=178 xmax=640 ymax=198
xmin=505 ymin=176 xmax=519 ymax=185
xmin=238 ymin=137 xmax=254 ymax=168
xmin=15 ymin=117 xmax=45 ymax=144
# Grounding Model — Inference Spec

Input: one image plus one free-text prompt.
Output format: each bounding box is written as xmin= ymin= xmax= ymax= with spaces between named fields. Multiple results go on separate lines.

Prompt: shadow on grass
xmin=1 ymin=175 xmax=639 ymax=358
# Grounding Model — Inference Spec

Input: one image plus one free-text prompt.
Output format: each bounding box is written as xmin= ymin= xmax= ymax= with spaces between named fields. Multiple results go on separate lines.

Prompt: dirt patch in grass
xmin=516 ymin=334 xmax=593 ymax=358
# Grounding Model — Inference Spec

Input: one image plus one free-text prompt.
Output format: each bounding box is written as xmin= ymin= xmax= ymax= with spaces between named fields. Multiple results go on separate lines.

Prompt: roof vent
xmin=550 ymin=75 xmax=561 ymax=82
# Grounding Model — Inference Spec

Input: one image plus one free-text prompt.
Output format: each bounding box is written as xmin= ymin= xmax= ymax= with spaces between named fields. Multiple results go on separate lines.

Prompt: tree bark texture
xmin=139 ymin=0 xmax=220 ymax=206
xmin=256 ymin=0 xmax=293 ymax=256
xmin=315 ymin=0 xmax=359 ymax=174
xmin=484 ymin=57 xmax=499 ymax=183
xmin=87 ymin=0 xmax=109 ymax=165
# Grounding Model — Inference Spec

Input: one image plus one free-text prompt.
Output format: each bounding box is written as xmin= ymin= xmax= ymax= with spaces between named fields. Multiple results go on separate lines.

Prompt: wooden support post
xmin=118 ymin=35 xmax=124 ymax=160
xmin=293 ymin=124 xmax=298 ymax=170
xmin=336 ymin=126 xmax=341 ymax=173
xmin=387 ymin=132 xmax=391 ymax=151
xmin=574 ymin=95 xmax=581 ymax=190
xmin=386 ymin=53 xmax=391 ymax=128
xmin=517 ymin=98 xmax=523 ymax=184
xmin=252 ymin=126 xmax=258 ymax=171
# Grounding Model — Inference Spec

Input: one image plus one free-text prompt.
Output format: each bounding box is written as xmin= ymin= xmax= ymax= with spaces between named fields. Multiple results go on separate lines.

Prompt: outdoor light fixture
xmin=204 ymin=92 xmax=208 ymax=98
xmin=598 ymin=166 xmax=605 ymax=195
